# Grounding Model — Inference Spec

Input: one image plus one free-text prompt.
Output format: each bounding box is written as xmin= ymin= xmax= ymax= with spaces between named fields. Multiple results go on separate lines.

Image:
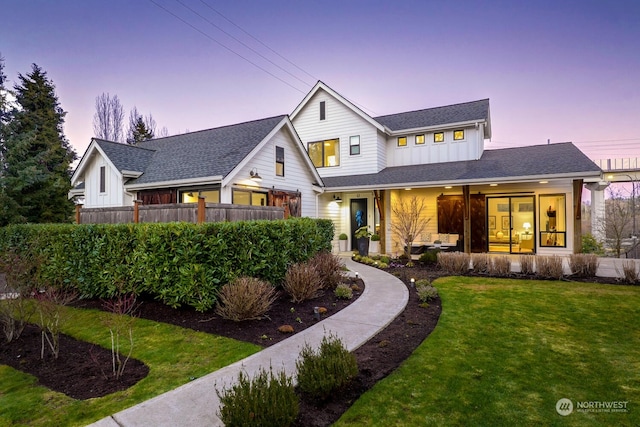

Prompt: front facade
xmin=290 ymin=82 xmax=602 ymax=255
xmin=71 ymin=81 xmax=603 ymax=255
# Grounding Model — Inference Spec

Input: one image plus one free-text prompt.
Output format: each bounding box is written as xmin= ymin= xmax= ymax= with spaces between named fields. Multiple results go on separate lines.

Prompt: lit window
xmin=350 ymin=135 xmax=360 ymax=155
xmin=276 ymin=146 xmax=284 ymax=176
xmin=99 ymin=166 xmax=106 ymax=193
xmin=397 ymin=136 xmax=407 ymax=147
xmin=453 ymin=130 xmax=465 ymax=140
xmin=434 ymin=132 xmax=444 ymax=143
xmin=320 ymin=101 xmax=326 ymax=120
xmin=181 ymin=190 xmax=220 ymax=203
xmin=308 ymin=139 xmax=340 ymax=167
xmin=233 ymin=189 xmax=267 ymax=206
xmin=415 ymin=134 xmax=425 ymax=145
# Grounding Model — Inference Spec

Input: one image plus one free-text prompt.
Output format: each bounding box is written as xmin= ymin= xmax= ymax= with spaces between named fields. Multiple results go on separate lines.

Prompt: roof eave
xmin=386 ymin=119 xmax=488 ymax=136
xmin=125 ymin=176 xmax=224 ymax=191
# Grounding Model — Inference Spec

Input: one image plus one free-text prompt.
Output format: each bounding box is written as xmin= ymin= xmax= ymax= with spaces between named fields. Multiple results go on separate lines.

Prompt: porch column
xmin=586 ymin=181 xmax=609 ymax=242
xmin=374 ymin=190 xmax=386 ymax=254
xmin=573 ymin=179 xmax=584 ymax=253
xmin=463 ymin=185 xmax=471 ymax=253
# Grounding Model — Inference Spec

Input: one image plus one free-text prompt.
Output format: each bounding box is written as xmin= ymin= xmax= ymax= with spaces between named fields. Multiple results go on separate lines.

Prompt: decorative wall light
xmin=249 ymin=168 xmax=262 ymax=182
xmin=333 ymin=195 xmax=342 ymax=203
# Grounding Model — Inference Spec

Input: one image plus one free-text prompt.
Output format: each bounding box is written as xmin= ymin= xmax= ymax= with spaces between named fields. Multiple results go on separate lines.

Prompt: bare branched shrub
xmin=0 ymin=250 xmax=37 ymax=342
xmin=308 ymin=251 xmax=346 ymax=290
xmin=621 ymin=261 xmax=639 ymax=285
xmin=569 ymin=254 xmax=599 ymax=277
xmin=103 ymin=293 xmax=139 ymax=379
xmin=391 ymin=196 xmax=431 ymax=260
xmin=34 ymin=287 xmax=77 ymax=359
xmin=282 ymin=263 xmax=322 ymax=303
xmin=471 ymin=254 xmax=490 ymax=274
xmin=536 ymin=255 xmax=564 ymax=280
xmin=489 ymin=256 xmax=511 ymax=277
xmin=519 ymin=255 xmax=535 ymax=275
xmin=437 ymin=252 xmax=470 ymax=275
xmin=215 ymin=277 xmax=279 ymax=321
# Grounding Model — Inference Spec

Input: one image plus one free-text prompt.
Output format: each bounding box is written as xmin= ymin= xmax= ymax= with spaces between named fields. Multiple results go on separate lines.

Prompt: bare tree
xmin=93 ymin=93 xmax=125 ymax=142
xmin=599 ymin=186 xmax=633 ymax=257
xmin=157 ymin=126 xmax=169 ymax=138
xmin=391 ymin=196 xmax=431 ymax=259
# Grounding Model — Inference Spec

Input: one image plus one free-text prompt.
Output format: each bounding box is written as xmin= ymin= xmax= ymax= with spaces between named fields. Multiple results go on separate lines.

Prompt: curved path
xmin=89 ymin=258 xmax=408 ymax=427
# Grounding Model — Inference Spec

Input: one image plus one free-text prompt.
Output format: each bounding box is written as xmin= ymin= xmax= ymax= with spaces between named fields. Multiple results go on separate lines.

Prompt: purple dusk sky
xmin=2 ymin=0 xmax=639 ymax=162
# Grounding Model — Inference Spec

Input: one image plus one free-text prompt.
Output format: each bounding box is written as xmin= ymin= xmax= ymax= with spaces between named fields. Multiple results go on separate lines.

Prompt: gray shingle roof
xmin=95 ymin=139 xmax=156 ymax=173
xmin=125 ymin=115 xmax=286 ymax=185
xmin=374 ymin=99 xmax=489 ymax=131
xmin=322 ymin=143 xmax=601 ymax=189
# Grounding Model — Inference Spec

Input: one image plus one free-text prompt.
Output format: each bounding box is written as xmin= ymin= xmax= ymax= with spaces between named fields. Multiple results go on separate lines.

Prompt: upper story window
xmin=415 ymin=134 xmax=425 ymax=145
xmin=99 ymin=166 xmax=106 ymax=193
xmin=308 ymin=138 xmax=339 ymax=167
xmin=434 ymin=132 xmax=444 ymax=143
xmin=453 ymin=129 xmax=465 ymax=140
xmin=320 ymin=101 xmax=326 ymax=121
xmin=276 ymin=146 xmax=285 ymax=176
xmin=350 ymin=135 xmax=360 ymax=155
xmin=397 ymin=136 xmax=407 ymax=147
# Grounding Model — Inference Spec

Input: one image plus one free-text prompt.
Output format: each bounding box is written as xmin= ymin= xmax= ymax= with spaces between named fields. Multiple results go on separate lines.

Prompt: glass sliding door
xmin=487 ymin=196 xmax=535 ymax=253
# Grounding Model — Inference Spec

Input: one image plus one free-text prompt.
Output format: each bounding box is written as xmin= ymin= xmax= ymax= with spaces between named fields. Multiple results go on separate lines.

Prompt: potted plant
xmin=370 ymin=233 xmax=380 ymax=253
xmin=338 ymin=233 xmax=349 ymax=252
xmin=355 ymin=226 xmax=372 ymax=256
xmin=433 ymin=239 xmax=442 ymax=248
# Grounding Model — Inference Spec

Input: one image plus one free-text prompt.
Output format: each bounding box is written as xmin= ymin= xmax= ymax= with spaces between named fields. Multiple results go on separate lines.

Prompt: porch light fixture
xmin=445 ymin=186 xmax=452 ymax=189
xmin=333 ymin=195 xmax=342 ymax=203
xmin=249 ymin=168 xmax=262 ymax=182
xmin=539 ymin=180 xmax=548 ymax=184
xmin=490 ymin=184 xmax=498 ymax=187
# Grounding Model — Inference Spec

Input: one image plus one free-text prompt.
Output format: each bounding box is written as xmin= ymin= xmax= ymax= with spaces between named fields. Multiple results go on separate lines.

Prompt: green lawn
xmin=337 ymin=277 xmax=640 ymax=426
xmin=0 ymin=305 xmax=260 ymax=426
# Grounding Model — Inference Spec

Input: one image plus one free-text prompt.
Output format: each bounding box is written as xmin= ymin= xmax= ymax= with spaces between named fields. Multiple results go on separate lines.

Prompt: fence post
xmin=75 ymin=204 xmax=82 ymax=224
xmin=133 ymin=200 xmax=141 ymax=224
xmin=198 ymin=196 xmax=205 ymax=224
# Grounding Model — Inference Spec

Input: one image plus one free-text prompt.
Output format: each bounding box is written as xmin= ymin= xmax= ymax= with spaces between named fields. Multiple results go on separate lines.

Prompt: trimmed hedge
xmin=0 ymin=218 xmax=333 ymax=311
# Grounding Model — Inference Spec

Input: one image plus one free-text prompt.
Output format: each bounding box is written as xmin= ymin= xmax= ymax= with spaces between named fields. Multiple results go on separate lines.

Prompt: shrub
xmin=217 ymin=367 xmax=298 ymax=427
xmin=308 ymin=251 xmax=345 ymax=290
xmin=536 ymin=255 xmax=564 ymax=279
xmin=370 ymin=234 xmax=380 ymax=242
xmin=569 ymin=254 xmax=599 ymax=277
xmin=33 ymin=287 xmax=77 ymax=360
xmin=334 ymin=283 xmax=353 ymax=300
xmin=215 ymin=277 xmax=279 ymax=321
xmin=582 ymin=233 xmax=605 ymax=255
xmin=437 ymin=252 xmax=470 ymax=275
xmin=489 ymin=256 xmax=511 ymax=277
xmin=416 ymin=281 xmax=438 ymax=303
xmin=282 ymin=263 xmax=322 ymax=303
xmin=519 ymin=255 xmax=535 ymax=275
xmin=621 ymin=261 xmax=639 ymax=285
xmin=380 ymin=256 xmax=391 ymax=264
xmin=0 ymin=249 xmax=37 ymax=342
xmin=296 ymin=333 xmax=358 ymax=401
xmin=471 ymin=254 xmax=490 ymax=274
xmin=418 ymin=249 xmax=440 ymax=265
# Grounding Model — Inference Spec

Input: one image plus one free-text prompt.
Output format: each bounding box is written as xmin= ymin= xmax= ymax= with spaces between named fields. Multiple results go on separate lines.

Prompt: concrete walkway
xmin=89 ymin=258 xmax=408 ymax=427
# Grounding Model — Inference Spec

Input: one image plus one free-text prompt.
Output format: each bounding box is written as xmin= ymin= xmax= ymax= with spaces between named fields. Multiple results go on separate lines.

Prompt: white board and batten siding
xmin=82 ymin=154 xmax=129 ymax=208
xmin=386 ymin=126 xmax=485 ymax=168
xmin=291 ymin=90 xmax=384 ymax=178
xmin=227 ymin=125 xmax=320 ymax=217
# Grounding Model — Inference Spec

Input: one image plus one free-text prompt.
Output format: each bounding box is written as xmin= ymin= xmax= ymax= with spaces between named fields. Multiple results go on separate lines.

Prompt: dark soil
xmin=0 ymin=262 xmax=624 ymax=424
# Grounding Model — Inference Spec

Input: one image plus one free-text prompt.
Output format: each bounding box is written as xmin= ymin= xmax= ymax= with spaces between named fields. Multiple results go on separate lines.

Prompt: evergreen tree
xmin=126 ymin=107 xmax=155 ymax=144
xmin=2 ymin=64 xmax=76 ymax=224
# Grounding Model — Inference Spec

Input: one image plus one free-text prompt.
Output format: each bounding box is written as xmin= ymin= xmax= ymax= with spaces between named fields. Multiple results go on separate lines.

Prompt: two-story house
xmin=291 ymin=82 xmax=602 ymax=255
xmin=70 ymin=81 xmax=603 ymax=255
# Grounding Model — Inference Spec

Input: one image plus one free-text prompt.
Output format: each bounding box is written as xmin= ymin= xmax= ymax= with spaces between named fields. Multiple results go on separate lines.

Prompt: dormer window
xmin=415 ymin=134 xmax=425 ymax=145
xmin=454 ymin=130 xmax=465 ymax=140
xmin=397 ymin=136 xmax=407 ymax=147
xmin=434 ymin=132 xmax=444 ymax=143
xmin=320 ymin=101 xmax=326 ymax=121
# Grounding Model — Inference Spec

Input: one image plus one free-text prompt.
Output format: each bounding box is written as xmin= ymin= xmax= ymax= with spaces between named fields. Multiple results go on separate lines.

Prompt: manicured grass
xmin=0 ymin=305 xmax=260 ymax=426
xmin=337 ymin=277 xmax=640 ymax=426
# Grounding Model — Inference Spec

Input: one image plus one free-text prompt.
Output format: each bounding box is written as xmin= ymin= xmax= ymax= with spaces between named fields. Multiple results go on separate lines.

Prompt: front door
xmin=350 ymin=198 xmax=368 ymax=251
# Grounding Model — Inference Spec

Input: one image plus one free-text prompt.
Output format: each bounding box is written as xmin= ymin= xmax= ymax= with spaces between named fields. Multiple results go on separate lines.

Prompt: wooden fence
xmin=77 ymin=200 xmax=284 ymax=224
